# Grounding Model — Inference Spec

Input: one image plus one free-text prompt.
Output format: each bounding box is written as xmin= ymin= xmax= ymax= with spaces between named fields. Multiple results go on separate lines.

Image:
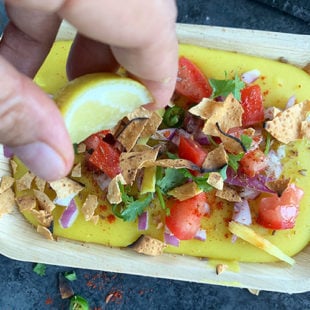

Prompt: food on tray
xmin=3 ymin=41 xmax=310 ymax=265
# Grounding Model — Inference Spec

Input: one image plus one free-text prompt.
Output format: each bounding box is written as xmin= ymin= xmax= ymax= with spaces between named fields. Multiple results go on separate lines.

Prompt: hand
xmin=0 ymin=0 xmax=178 ymax=181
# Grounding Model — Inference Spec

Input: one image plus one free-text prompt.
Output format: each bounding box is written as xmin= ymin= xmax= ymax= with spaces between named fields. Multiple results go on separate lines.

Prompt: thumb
xmin=0 ymin=56 xmax=74 ymax=181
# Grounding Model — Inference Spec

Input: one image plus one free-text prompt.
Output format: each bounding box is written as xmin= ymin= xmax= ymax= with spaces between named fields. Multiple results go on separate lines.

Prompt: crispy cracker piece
xmin=168 ymin=182 xmax=202 ymax=201
xmin=218 ymin=133 xmax=244 ymax=154
xmin=34 ymin=190 xmax=56 ymax=213
xmin=248 ymin=289 xmax=260 ymax=296
xmin=16 ymin=195 xmax=37 ymax=212
xmin=131 ymin=235 xmax=166 ymax=256
xmin=77 ymin=142 xmax=86 ymax=153
xmin=34 ymin=176 xmax=46 ymax=192
xmin=264 ymin=100 xmax=310 ymax=144
xmin=216 ymin=185 xmax=242 ymax=202
xmin=143 ymin=158 xmax=200 ymax=171
xmin=216 ymin=264 xmax=228 ymax=275
xmin=267 ymin=178 xmax=290 ymax=196
xmin=90 ymin=214 xmax=99 ymax=225
xmin=71 ymin=162 xmax=82 ymax=178
xmin=37 ymin=225 xmax=54 ymax=241
xmin=264 ymin=106 xmax=282 ymax=120
xmin=207 ymin=172 xmax=224 ymax=190
xmin=49 ymin=177 xmax=84 ymax=199
xmin=120 ymin=147 xmax=159 ymax=184
xmin=132 ymin=144 xmax=152 ymax=152
xmin=29 ymin=209 xmax=53 ymax=227
xmin=81 ymin=194 xmax=98 ymax=221
xmin=0 ymin=188 xmax=15 ymax=217
xmin=10 ymin=159 xmax=17 ymax=175
xmin=0 ymin=175 xmax=15 ymax=194
xmin=190 ymin=94 xmax=243 ymax=136
xmin=140 ymin=112 xmax=162 ymax=138
xmin=16 ymin=171 xmax=35 ymax=192
xmin=107 ymin=174 xmax=126 ymax=204
xmin=127 ymin=106 xmax=152 ymax=120
xmin=202 ymin=144 xmax=228 ymax=171
xmin=116 ymin=118 xmax=149 ymax=151
xmin=301 ymin=119 xmax=310 ymax=139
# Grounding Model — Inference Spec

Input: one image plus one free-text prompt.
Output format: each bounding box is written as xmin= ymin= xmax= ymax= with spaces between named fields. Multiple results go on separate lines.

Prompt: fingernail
xmin=10 ymin=142 xmax=67 ymax=181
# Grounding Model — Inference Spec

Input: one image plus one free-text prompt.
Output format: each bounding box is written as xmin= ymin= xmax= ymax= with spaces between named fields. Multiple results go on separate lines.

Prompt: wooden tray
xmin=1 ymin=22 xmax=310 ymax=293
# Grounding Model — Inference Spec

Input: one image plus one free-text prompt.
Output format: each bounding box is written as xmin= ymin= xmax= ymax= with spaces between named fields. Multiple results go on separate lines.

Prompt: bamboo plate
xmin=1 ymin=22 xmax=310 ymax=294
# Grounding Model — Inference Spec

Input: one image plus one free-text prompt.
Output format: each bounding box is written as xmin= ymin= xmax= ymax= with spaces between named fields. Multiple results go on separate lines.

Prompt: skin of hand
xmin=0 ymin=0 xmax=178 ymax=181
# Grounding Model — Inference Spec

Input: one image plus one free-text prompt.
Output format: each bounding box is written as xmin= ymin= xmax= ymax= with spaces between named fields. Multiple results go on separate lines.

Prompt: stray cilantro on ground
xmin=64 ymin=271 xmax=77 ymax=281
xmin=69 ymin=295 xmax=89 ymax=310
xmin=33 ymin=263 xmax=46 ymax=276
xmin=209 ymin=73 xmax=245 ymax=101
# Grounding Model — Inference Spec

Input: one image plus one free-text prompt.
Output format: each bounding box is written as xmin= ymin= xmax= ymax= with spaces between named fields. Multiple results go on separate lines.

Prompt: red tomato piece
xmin=257 ymin=184 xmax=304 ymax=230
xmin=239 ymin=149 xmax=267 ymax=178
xmin=176 ymin=56 xmax=213 ymax=103
xmin=84 ymin=130 xmax=111 ymax=151
xmin=88 ymin=140 xmax=121 ymax=178
xmin=166 ymin=192 xmax=207 ymax=240
xmin=178 ymin=135 xmax=207 ymax=167
xmin=240 ymin=85 xmax=264 ymax=127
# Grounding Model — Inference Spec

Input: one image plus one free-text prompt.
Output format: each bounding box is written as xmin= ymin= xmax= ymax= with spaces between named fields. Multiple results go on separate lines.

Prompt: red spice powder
xmin=107 ymin=214 xmax=116 ymax=223
xmin=99 ymin=205 xmax=108 ymax=212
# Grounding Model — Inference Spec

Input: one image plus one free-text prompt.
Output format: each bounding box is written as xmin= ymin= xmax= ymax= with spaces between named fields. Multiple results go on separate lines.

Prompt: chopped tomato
xmin=178 ymin=135 xmax=207 ymax=167
xmin=166 ymin=192 xmax=207 ymax=240
xmin=257 ymin=184 xmax=304 ymax=230
xmin=84 ymin=130 xmax=120 ymax=178
xmin=176 ymin=56 xmax=213 ymax=103
xmin=240 ymin=85 xmax=264 ymax=127
xmin=239 ymin=149 xmax=267 ymax=178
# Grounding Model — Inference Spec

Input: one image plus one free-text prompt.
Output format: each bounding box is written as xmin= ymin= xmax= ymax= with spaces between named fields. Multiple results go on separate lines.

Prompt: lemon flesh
xmin=55 ymin=73 xmax=153 ymax=143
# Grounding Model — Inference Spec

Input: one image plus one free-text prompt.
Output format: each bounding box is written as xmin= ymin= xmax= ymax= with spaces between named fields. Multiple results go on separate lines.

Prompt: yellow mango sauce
xmin=15 ymin=41 xmax=310 ymax=263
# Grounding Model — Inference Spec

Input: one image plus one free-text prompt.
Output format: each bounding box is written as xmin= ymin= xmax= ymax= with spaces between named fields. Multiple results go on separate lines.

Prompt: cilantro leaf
xmin=219 ymin=165 xmax=228 ymax=181
xmin=228 ymin=153 xmax=244 ymax=172
xmin=209 ymin=74 xmax=245 ymax=101
xmin=163 ymin=106 xmax=185 ymax=128
xmin=33 ymin=263 xmax=46 ymax=276
xmin=156 ymin=167 xmax=187 ymax=193
xmin=264 ymin=132 xmax=271 ymax=155
xmin=240 ymin=134 xmax=252 ymax=151
xmin=113 ymin=184 xmax=153 ymax=222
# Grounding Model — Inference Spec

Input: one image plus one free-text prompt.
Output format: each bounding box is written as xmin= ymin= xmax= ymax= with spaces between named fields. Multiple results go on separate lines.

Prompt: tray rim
xmin=1 ymin=22 xmax=310 ymax=294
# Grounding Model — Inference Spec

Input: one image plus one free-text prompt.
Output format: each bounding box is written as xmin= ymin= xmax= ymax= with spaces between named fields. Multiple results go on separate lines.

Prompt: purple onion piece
xmin=233 ymin=200 xmax=252 ymax=226
xmin=241 ymin=69 xmax=261 ymax=84
xmin=164 ymin=232 xmax=180 ymax=247
xmin=152 ymin=128 xmax=177 ymax=141
xmin=194 ymin=229 xmax=207 ymax=241
xmin=59 ymin=199 xmax=79 ymax=229
xmin=138 ymin=211 xmax=149 ymax=231
xmin=226 ymin=167 xmax=275 ymax=193
xmin=3 ymin=145 xmax=14 ymax=158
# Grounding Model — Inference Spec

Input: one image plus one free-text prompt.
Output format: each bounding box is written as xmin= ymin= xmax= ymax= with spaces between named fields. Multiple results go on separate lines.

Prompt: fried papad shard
xmin=34 ymin=190 xmax=56 ymax=213
xmin=267 ymin=178 xmax=290 ymax=196
xmin=37 ymin=225 xmax=54 ymax=241
xmin=71 ymin=162 xmax=82 ymax=178
xmin=0 ymin=188 xmax=15 ymax=217
xmin=189 ymin=94 xmax=243 ymax=136
xmin=0 ymin=175 xmax=14 ymax=194
xmin=107 ymin=173 xmax=126 ymax=204
xmin=168 ymin=182 xmax=202 ymax=201
xmin=16 ymin=195 xmax=37 ymax=212
xmin=202 ymin=144 xmax=228 ymax=171
xmin=120 ymin=147 xmax=160 ymax=184
xmin=131 ymin=235 xmax=166 ymax=256
xmin=116 ymin=118 xmax=149 ymax=151
xmin=264 ymin=100 xmax=310 ymax=144
xmin=29 ymin=209 xmax=53 ymax=227
xmin=142 ymin=158 xmax=200 ymax=171
xmin=207 ymin=172 xmax=224 ymax=190
xmin=49 ymin=177 xmax=84 ymax=199
xmin=34 ymin=176 xmax=46 ymax=192
xmin=216 ymin=185 xmax=242 ymax=202
xmin=82 ymin=194 xmax=98 ymax=221
xmin=16 ymin=171 xmax=35 ymax=192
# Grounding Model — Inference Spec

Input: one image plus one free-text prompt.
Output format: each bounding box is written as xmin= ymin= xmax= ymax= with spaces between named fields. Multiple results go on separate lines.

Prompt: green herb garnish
xmin=228 ymin=153 xmax=244 ymax=172
xmin=240 ymin=134 xmax=253 ymax=151
xmin=113 ymin=183 xmax=153 ymax=222
xmin=209 ymin=73 xmax=245 ymax=101
xmin=264 ymin=132 xmax=271 ymax=155
xmin=33 ymin=263 xmax=46 ymax=276
xmin=163 ymin=106 xmax=185 ymax=127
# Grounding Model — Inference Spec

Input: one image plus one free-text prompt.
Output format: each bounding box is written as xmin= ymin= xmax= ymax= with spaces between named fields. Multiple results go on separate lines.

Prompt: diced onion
xmin=59 ymin=199 xmax=79 ymax=228
xmin=203 ymin=202 xmax=211 ymax=215
xmin=152 ymin=128 xmax=177 ymax=141
xmin=285 ymin=95 xmax=296 ymax=109
xmin=93 ymin=173 xmax=111 ymax=190
xmin=241 ymin=69 xmax=260 ymax=84
xmin=233 ymin=200 xmax=252 ymax=226
xmin=164 ymin=232 xmax=180 ymax=247
xmin=239 ymin=188 xmax=260 ymax=200
xmin=171 ymin=128 xmax=192 ymax=146
xmin=54 ymin=193 xmax=76 ymax=207
xmin=3 ymin=145 xmax=14 ymax=158
xmin=265 ymin=150 xmax=283 ymax=180
xmin=194 ymin=229 xmax=207 ymax=241
xmin=138 ymin=211 xmax=149 ymax=231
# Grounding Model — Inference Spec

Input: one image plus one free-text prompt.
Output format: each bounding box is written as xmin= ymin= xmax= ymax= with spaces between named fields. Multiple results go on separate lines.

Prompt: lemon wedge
xmin=55 ymin=73 xmax=153 ymax=143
